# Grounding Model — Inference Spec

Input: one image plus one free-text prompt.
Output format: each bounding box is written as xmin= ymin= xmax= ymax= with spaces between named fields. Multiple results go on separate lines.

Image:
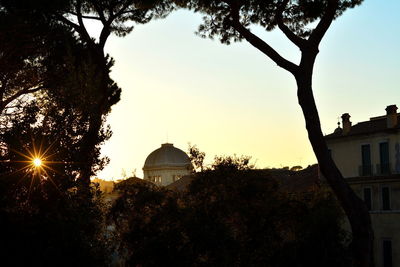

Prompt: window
xmin=379 ymin=142 xmax=390 ymax=174
xmin=149 ymin=176 xmax=161 ymax=183
xmin=383 ymin=240 xmax=392 ymax=267
xmin=363 ymin=187 xmax=372 ymax=211
xmin=173 ymin=175 xmax=182 ymax=182
xmin=361 ymin=144 xmax=372 ymax=176
xmin=382 ymin=186 xmax=391 ymax=210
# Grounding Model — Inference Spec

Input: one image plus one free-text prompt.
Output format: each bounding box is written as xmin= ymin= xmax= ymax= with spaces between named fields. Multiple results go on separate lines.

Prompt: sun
xmin=33 ymin=158 xmax=42 ymax=167
xmin=3 ymin=137 xmax=66 ymax=197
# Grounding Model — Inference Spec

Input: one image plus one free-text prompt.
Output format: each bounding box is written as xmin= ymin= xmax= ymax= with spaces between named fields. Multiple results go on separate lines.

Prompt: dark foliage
xmin=188 ymin=143 xmax=206 ymax=172
xmin=0 ymin=6 xmax=112 ymax=265
xmin=0 ymin=102 xmax=110 ymax=266
xmin=0 ymin=3 xmax=50 ymax=115
xmin=0 ymin=1 xmax=176 ymax=265
xmin=113 ymin=157 xmax=351 ymax=266
xmin=175 ymin=0 xmax=362 ymax=44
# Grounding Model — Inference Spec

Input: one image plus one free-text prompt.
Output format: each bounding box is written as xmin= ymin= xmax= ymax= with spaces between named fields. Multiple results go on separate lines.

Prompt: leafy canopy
xmin=47 ymin=0 xmax=174 ymax=49
xmin=176 ymin=0 xmax=363 ymax=45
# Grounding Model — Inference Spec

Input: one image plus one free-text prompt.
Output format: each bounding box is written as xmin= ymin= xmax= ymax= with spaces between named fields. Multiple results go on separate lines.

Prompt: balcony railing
xmin=376 ymin=163 xmax=392 ymax=175
xmin=358 ymin=165 xmax=373 ymax=176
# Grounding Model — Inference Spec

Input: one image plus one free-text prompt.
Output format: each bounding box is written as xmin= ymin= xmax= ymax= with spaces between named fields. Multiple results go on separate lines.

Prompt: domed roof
xmin=143 ymin=143 xmax=191 ymax=170
xmin=334 ymin=126 xmax=343 ymax=134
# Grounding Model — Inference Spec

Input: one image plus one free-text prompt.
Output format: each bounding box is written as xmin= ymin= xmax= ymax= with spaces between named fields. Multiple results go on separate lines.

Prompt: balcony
xmin=358 ymin=165 xmax=373 ymax=176
xmin=376 ymin=163 xmax=392 ymax=175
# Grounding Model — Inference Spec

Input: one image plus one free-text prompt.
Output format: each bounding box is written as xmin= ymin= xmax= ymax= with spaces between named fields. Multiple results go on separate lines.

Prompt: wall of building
xmin=348 ymin=178 xmax=400 ymax=267
xmin=327 ymin=133 xmax=400 ymax=178
xmin=371 ymin=213 xmax=400 ymax=267
xmin=325 ymin=123 xmax=400 ymax=266
xmin=144 ymin=167 xmax=190 ymax=186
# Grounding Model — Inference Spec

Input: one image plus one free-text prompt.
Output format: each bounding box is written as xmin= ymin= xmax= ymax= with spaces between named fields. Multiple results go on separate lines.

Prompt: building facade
xmin=143 ymin=143 xmax=192 ymax=186
xmin=325 ymin=105 xmax=400 ymax=267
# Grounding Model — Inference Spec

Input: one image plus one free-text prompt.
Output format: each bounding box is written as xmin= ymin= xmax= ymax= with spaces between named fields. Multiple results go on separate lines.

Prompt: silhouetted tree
xmin=211 ymin=154 xmax=254 ymax=170
xmin=0 ymin=98 xmax=110 ymax=266
xmin=2 ymin=0 xmax=174 ymax=189
xmin=111 ymin=180 xmax=189 ymax=266
xmin=188 ymin=143 xmax=206 ymax=172
xmin=45 ymin=0 xmax=174 ymax=190
xmin=290 ymin=165 xmax=303 ymax=171
xmin=0 ymin=5 xmax=50 ymax=116
xmin=174 ymin=1 xmax=371 ymax=265
xmin=0 ymin=23 xmax=112 ymax=266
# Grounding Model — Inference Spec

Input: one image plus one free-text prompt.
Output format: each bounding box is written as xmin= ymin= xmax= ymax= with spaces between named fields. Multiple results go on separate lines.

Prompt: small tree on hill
xmin=188 ymin=143 xmax=206 ymax=172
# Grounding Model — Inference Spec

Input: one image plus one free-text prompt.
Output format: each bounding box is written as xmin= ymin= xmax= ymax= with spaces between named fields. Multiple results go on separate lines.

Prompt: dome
xmin=143 ymin=143 xmax=191 ymax=170
xmin=334 ymin=127 xmax=343 ymax=134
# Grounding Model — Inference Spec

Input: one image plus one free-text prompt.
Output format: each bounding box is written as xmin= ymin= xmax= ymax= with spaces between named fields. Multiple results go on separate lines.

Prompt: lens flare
xmin=0 ymin=137 xmax=71 ymax=199
xmin=33 ymin=158 xmax=42 ymax=167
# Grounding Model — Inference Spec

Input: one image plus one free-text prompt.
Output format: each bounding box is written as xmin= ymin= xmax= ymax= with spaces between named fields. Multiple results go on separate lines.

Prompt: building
xmin=143 ymin=143 xmax=192 ymax=186
xmin=325 ymin=104 xmax=400 ymax=267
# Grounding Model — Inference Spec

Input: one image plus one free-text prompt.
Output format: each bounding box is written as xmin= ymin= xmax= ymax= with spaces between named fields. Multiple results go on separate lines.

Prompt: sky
xmin=91 ymin=0 xmax=399 ymax=180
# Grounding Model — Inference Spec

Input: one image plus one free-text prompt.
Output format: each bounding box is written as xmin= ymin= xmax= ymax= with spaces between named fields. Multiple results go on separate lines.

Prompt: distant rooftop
xmin=143 ymin=143 xmax=191 ymax=170
xmin=325 ymin=105 xmax=400 ymax=140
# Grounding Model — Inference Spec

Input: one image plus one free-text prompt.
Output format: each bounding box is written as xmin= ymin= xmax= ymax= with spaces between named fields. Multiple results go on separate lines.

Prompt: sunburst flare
xmin=33 ymin=158 xmax=42 ymax=167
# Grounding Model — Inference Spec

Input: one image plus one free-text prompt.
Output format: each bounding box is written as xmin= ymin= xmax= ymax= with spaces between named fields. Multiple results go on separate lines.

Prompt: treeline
xmin=111 ymin=158 xmax=351 ymax=266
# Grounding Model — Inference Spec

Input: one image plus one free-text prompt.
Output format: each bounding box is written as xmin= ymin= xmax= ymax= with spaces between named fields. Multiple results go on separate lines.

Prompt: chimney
xmin=341 ymin=113 xmax=352 ymax=135
xmin=386 ymin=105 xmax=398 ymax=128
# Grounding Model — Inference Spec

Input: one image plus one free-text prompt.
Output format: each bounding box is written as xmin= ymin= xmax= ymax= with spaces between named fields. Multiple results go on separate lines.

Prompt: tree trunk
xmin=78 ymin=110 xmax=104 ymax=190
xmin=295 ymin=73 xmax=373 ymax=267
xmin=78 ymin=48 xmax=110 ymax=192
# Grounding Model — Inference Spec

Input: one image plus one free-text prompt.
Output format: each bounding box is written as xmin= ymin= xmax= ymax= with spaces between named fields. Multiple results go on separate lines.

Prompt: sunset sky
xmin=93 ymin=0 xmax=399 ymax=180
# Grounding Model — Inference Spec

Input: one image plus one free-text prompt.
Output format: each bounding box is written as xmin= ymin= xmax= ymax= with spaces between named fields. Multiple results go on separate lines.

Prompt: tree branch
xmin=2 ymin=85 xmax=45 ymax=111
xmin=75 ymin=0 xmax=93 ymax=45
xmin=56 ymin=14 xmax=81 ymax=33
xmin=67 ymin=12 xmax=102 ymax=21
xmin=90 ymin=1 xmax=108 ymax=24
xmin=57 ymin=13 xmax=93 ymax=47
xmin=228 ymin=4 xmax=298 ymax=75
xmin=111 ymin=2 xmax=132 ymax=20
xmin=308 ymin=0 xmax=339 ymax=46
xmin=275 ymin=0 xmax=306 ymax=49
xmin=99 ymin=27 xmax=111 ymax=50
xmin=98 ymin=2 xmax=134 ymax=49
